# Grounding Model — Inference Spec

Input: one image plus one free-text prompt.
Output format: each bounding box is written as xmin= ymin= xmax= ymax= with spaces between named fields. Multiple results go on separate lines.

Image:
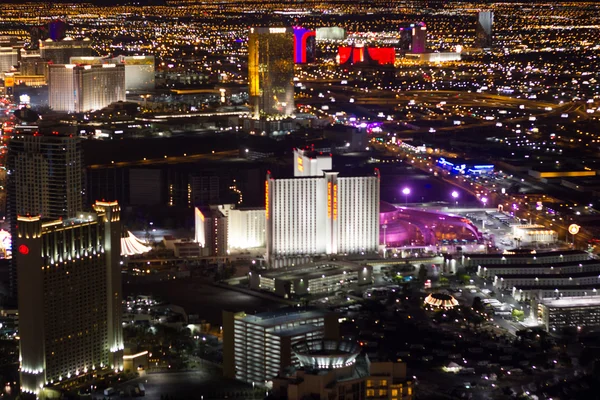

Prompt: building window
xmin=392 ymin=389 xmax=398 ymax=396
xmin=366 ymin=389 xmax=375 ymax=397
xmin=381 ymin=380 xmax=388 ymax=386
xmin=366 ymin=380 xmax=373 ymax=388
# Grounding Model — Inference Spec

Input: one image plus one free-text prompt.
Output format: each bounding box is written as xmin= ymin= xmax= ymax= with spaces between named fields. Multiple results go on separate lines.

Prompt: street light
xmin=402 ymin=187 xmax=411 ymax=205
xmin=452 ymin=191 xmax=459 ymax=208
xmin=481 ymin=197 xmax=488 ymax=208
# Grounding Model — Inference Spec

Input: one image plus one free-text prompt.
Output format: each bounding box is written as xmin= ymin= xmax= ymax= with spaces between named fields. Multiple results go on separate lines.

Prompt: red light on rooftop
xmin=18 ymin=245 xmax=29 ymax=255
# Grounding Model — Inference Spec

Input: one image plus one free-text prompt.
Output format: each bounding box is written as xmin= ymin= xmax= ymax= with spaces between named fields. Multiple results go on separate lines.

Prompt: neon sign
xmin=327 ymin=182 xmax=332 ymax=219
xmin=265 ymin=180 xmax=269 ymax=220
xmin=297 ymin=157 xmax=303 ymax=172
xmin=333 ymin=184 xmax=338 ymax=220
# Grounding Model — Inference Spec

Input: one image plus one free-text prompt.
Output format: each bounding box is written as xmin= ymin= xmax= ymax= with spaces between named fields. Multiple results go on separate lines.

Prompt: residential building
xmin=538 ymin=297 xmax=600 ymax=331
xmin=223 ymin=309 xmax=339 ymax=385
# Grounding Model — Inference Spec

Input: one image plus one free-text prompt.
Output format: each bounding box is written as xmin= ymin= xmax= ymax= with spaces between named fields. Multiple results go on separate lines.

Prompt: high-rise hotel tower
xmin=248 ymin=27 xmax=295 ymax=118
xmin=16 ymin=201 xmax=123 ymax=395
xmin=266 ymin=150 xmax=380 ymax=267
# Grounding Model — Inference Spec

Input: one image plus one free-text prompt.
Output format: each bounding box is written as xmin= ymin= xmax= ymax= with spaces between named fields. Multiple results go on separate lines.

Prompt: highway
xmin=373 ymin=141 xmax=593 ymax=248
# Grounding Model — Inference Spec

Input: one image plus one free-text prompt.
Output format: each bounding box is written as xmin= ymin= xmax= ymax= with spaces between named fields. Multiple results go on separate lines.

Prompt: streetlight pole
xmin=402 ymin=188 xmax=411 ymax=206
xmin=452 ymin=191 xmax=459 ymax=209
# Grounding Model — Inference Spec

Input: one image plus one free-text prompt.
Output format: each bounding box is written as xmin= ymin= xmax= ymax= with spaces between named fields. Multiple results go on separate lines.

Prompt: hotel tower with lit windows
xmin=16 ymin=201 xmax=123 ymax=395
xmin=248 ymin=27 xmax=295 ymax=118
xmin=266 ymin=149 xmax=380 ymax=268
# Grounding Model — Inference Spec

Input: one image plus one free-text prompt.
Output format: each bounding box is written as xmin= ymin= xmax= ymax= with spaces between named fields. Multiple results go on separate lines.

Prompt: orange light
xmin=297 ymin=156 xmax=303 ymax=172
xmin=327 ymin=182 xmax=332 ymax=219
xmin=265 ymin=180 xmax=269 ymax=220
xmin=333 ymin=184 xmax=338 ymax=220
xmin=195 ymin=207 xmax=205 ymax=222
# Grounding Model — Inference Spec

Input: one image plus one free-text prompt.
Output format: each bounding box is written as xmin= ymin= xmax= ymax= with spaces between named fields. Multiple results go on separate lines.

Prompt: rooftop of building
xmin=294 ymin=148 xmax=332 ymax=159
xmin=496 ymin=270 xmax=600 ymax=279
xmin=540 ymin=296 xmax=600 ymax=308
xmin=254 ymin=261 xmax=368 ymax=281
xmin=480 ymin=259 xmax=600 ymax=269
xmin=236 ymin=308 xmax=329 ymax=327
xmin=464 ymin=250 xmax=587 ymax=260
xmin=513 ymin=283 xmax=600 ymax=291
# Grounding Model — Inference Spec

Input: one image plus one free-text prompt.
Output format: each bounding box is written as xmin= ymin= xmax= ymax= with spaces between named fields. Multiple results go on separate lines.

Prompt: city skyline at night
xmin=0 ymin=0 xmax=598 ymax=399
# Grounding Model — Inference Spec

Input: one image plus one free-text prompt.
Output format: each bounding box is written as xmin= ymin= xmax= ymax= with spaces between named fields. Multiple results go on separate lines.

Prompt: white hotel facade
xmin=266 ymin=150 xmax=380 ymax=267
xmin=48 ymin=63 xmax=125 ymax=113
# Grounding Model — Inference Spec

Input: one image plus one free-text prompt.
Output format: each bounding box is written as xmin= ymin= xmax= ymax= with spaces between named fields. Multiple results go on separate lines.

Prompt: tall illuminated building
xmin=411 ymin=23 xmax=427 ymax=54
xmin=248 ymin=27 xmax=295 ymax=118
xmin=6 ymin=130 xmax=84 ymax=301
xmin=16 ymin=201 xmax=123 ymax=395
xmin=48 ymin=63 xmax=125 ymax=113
xmin=475 ymin=11 xmax=494 ymax=48
xmin=266 ymin=150 xmax=380 ymax=268
xmin=39 ymin=37 xmax=93 ymax=64
xmin=293 ymin=27 xmax=316 ymax=64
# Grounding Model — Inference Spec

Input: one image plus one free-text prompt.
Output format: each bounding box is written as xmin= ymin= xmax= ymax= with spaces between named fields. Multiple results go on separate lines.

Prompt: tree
xmin=439 ymin=276 xmax=449 ymax=286
xmin=512 ymin=309 xmax=525 ymax=322
xmin=418 ymin=264 xmax=428 ymax=282
xmin=472 ymin=296 xmax=484 ymax=312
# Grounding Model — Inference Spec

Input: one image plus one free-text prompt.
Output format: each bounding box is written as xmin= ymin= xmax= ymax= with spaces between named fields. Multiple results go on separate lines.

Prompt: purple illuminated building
xmin=380 ymin=202 xmax=481 ymax=247
xmin=293 ymin=27 xmax=316 ymax=63
xmin=411 ymin=23 xmax=427 ymax=54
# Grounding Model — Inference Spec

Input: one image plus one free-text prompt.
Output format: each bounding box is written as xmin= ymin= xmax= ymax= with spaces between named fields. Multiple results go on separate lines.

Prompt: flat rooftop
xmin=513 ymin=283 xmax=600 ymax=291
xmin=481 ymin=259 xmax=600 ymax=270
xmin=238 ymin=308 xmax=328 ymax=328
xmin=496 ymin=271 xmax=600 ymax=279
xmin=464 ymin=250 xmax=588 ymax=260
xmin=541 ymin=296 xmax=600 ymax=308
xmin=257 ymin=261 xmax=367 ymax=281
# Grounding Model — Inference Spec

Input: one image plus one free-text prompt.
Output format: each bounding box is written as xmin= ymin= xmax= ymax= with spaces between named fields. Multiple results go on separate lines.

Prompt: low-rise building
xmin=463 ymin=250 xmax=589 ymax=268
xmin=477 ymin=259 xmax=600 ymax=279
xmin=272 ymin=340 xmax=413 ymax=400
xmin=513 ymin=284 xmax=600 ymax=302
xmin=494 ymin=271 xmax=600 ymax=291
xmin=512 ymin=225 xmax=557 ymax=245
xmin=249 ymin=261 xmax=373 ymax=297
xmin=223 ymin=309 xmax=339 ymax=385
xmin=538 ymin=297 xmax=600 ymax=331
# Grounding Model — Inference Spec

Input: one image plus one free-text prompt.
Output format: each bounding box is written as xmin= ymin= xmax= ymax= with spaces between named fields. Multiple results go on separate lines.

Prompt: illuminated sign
xmin=297 ymin=157 xmax=303 ymax=172
xmin=269 ymin=28 xmax=287 ymax=34
xmin=18 ymin=245 xmax=29 ymax=255
xmin=195 ymin=207 xmax=205 ymax=222
xmin=536 ymin=201 xmax=543 ymax=211
xmin=265 ymin=180 xmax=269 ymax=220
xmin=333 ymin=184 xmax=338 ymax=220
xmin=568 ymin=224 xmax=580 ymax=235
xmin=293 ymin=27 xmax=316 ymax=63
xmin=327 ymin=182 xmax=332 ymax=219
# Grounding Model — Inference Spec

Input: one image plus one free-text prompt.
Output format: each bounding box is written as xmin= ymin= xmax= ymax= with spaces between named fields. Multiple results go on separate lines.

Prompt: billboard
xmin=316 ymin=27 xmax=346 ymax=41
